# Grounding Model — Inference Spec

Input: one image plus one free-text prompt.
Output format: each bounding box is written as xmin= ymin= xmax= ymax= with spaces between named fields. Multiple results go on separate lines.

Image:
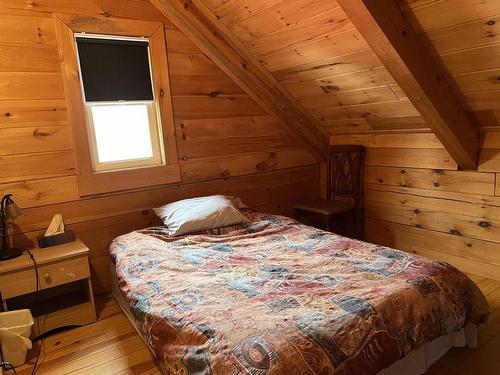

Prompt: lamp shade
xmin=5 ymin=196 xmax=23 ymax=220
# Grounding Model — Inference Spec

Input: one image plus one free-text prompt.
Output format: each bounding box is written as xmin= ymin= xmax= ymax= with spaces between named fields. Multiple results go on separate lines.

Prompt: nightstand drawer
xmin=39 ymin=257 xmax=90 ymax=290
xmin=0 ymin=256 xmax=90 ymax=299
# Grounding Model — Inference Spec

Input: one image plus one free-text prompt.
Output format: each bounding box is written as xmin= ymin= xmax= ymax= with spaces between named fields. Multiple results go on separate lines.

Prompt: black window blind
xmin=76 ymin=37 xmax=154 ymax=102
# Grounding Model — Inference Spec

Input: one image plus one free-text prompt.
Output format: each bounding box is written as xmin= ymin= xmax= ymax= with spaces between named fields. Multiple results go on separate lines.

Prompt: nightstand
xmin=0 ymin=239 xmax=97 ymax=336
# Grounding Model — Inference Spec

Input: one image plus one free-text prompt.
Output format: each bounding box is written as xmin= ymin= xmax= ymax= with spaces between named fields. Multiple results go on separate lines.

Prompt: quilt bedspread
xmin=110 ymin=211 xmax=489 ymax=375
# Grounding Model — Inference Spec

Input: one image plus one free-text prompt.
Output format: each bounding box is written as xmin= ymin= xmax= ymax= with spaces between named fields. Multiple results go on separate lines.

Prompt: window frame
xmin=84 ymin=101 xmax=164 ymax=172
xmin=55 ymin=14 xmax=180 ymax=196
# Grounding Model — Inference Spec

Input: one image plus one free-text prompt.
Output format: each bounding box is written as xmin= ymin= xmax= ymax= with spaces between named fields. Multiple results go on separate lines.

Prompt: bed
xmin=109 ymin=210 xmax=489 ymax=375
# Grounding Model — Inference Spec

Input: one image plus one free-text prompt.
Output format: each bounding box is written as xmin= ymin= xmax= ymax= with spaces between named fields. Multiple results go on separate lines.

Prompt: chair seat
xmin=294 ymin=199 xmax=354 ymax=216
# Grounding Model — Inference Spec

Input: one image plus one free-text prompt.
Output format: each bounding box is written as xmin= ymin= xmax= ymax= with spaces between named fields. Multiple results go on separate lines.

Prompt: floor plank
xmin=17 ymin=276 xmax=499 ymax=374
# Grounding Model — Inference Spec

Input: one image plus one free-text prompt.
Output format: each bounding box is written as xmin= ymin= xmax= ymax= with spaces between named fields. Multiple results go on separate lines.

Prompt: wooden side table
xmin=0 ymin=239 xmax=96 ymax=337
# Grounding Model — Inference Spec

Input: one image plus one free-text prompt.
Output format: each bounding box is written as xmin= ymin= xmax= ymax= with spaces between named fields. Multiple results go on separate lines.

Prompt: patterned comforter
xmin=110 ymin=211 xmax=489 ymax=375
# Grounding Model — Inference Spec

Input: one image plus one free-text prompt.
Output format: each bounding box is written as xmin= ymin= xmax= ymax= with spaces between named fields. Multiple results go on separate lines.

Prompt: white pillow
xmin=153 ymin=195 xmax=248 ymax=236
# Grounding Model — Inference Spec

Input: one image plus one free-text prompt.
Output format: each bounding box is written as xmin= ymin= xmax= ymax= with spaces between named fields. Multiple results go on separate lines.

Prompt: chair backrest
xmin=327 ymin=145 xmax=365 ymax=205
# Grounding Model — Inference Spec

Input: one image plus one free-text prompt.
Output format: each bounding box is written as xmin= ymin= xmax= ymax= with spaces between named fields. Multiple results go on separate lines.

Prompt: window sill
xmin=76 ymin=163 xmax=181 ymax=197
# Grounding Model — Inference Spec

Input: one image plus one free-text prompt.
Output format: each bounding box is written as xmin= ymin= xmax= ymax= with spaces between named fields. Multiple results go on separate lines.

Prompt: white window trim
xmin=75 ymin=33 xmax=166 ymax=173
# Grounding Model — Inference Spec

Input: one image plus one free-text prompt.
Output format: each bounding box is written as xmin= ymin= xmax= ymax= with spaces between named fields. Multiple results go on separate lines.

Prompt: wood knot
xmin=466 ymin=243 xmax=472 ymax=248
xmin=433 ymin=182 xmax=439 ymax=187
xmin=478 ymin=221 xmax=490 ymax=228
xmin=33 ymin=129 xmax=50 ymax=137
xmin=377 ymin=178 xmax=383 ymax=183
xmin=400 ymin=169 xmax=406 ymax=174
xmin=450 ymin=229 xmax=462 ymax=236
xmin=4 ymin=112 xmax=10 ymax=117
xmin=320 ymin=85 xmax=339 ymax=94
xmin=487 ymin=20 xmax=496 ymax=26
xmin=413 ymin=209 xmax=420 ymax=214
xmin=434 ymin=169 xmax=444 ymax=174
xmin=209 ymin=91 xmax=220 ymax=97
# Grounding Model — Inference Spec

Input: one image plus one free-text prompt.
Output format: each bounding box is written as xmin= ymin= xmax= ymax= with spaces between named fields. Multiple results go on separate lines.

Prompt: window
xmin=75 ymin=35 xmax=164 ymax=172
xmin=55 ymin=15 xmax=180 ymax=196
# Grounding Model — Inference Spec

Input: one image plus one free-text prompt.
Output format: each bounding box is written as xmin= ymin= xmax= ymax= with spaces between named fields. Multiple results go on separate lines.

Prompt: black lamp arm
xmin=1 ymin=194 xmax=13 ymax=250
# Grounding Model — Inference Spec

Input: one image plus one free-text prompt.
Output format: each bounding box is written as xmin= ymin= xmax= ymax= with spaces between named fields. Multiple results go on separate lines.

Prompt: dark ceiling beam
xmin=149 ymin=0 xmax=330 ymax=161
xmin=337 ymin=0 xmax=479 ymax=170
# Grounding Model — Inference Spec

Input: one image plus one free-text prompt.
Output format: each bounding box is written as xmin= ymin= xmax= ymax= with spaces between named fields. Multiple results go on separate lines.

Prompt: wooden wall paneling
xmin=167 ymin=53 xmax=227 ymax=76
xmin=337 ymin=0 xmax=479 ymax=170
xmin=330 ymin=132 xmax=444 ymax=149
xmin=180 ymin=149 xmax=316 ymax=182
xmin=366 ymin=188 xmax=500 ymax=224
xmin=366 ymin=218 xmax=500 ymax=280
xmin=0 ymin=44 xmax=60 ymax=72
xmin=0 ymin=176 xmax=80 ymax=208
xmin=170 ymin=75 xmax=245 ymax=96
xmin=320 ymin=119 xmax=374 ymax=135
xmin=0 ymin=72 xmax=65 ymax=100
xmin=0 ymin=151 xmax=76 ymax=183
xmin=11 ymin=165 xmax=320 ymax=236
xmin=367 ymin=183 xmax=500 ymax=210
xmin=0 ymin=14 xmax=56 ymax=44
xmin=171 ymin=96 xmax=266 ymax=120
xmin=366 ymin=167 xmax=495 ymax=195
xmin=0 ymin=0 xmax=167 ymax=22
xmin=0 ymin=126 xmax=72 ymax=155
xmin=366 ymin=148 xmax=458 ymax=170
xmin=0 ymin=99 xmax=68 ymax=128
xmin=177 ymin=116 xmax=282 ymax=139
xmin=365 ymin=199 xmax=500 ymax=244
xmin=177 ymin=130 xmax=296 ymax=159
xmin=366 ymin=116 xmax=430 ymax=131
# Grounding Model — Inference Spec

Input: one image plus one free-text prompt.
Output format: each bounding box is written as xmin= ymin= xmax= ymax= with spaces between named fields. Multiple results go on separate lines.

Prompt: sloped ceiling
xmin=199 ymin=0 xmax=500 ymax=135
xmin=151 ymin=0 xmax=500 ymax=168
xmin=200 ymin=0 xmax=422 ymax=135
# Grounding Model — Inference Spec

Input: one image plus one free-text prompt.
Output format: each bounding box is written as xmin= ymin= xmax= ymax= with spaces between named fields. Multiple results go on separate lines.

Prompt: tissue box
xmin=37 ymin=231 xmax=75 ymax=248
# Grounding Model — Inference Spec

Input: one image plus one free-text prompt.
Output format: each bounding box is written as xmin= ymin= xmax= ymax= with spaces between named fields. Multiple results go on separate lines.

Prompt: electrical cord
xmin=0 ymin=361 xmax=17 ymax=374
xmin=26 ymin=251 xmax=43 ymax=375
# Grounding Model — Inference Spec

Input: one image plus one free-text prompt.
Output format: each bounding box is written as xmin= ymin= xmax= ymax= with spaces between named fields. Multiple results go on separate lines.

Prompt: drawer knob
xmin=44 ymin=272 xmax=51 ymax=283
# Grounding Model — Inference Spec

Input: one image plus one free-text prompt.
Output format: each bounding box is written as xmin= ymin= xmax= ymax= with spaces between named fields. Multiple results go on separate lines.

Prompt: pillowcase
xmin=153 ymin=195 xmax=248 ymax=237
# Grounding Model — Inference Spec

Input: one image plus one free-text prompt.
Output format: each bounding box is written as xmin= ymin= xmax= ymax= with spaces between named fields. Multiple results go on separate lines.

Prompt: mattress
xmin=109 ymin=210 xmax=489 ymax=374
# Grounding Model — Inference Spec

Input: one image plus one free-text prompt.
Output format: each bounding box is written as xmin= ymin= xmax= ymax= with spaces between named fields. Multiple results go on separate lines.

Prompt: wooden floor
xmin=16 ymin=275 xmax=500 ymax=375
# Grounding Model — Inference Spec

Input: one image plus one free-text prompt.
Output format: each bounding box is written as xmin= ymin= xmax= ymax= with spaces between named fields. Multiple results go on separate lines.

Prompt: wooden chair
xmin=294 ymin=145 xmax=365 ymax=239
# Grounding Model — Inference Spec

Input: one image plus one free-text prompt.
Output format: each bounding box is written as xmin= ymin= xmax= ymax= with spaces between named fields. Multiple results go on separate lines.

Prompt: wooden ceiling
xmin=197 ymin=0 xmax=500 ymax=135
xmin=150 ymin=0 xmax=500 ymax=169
